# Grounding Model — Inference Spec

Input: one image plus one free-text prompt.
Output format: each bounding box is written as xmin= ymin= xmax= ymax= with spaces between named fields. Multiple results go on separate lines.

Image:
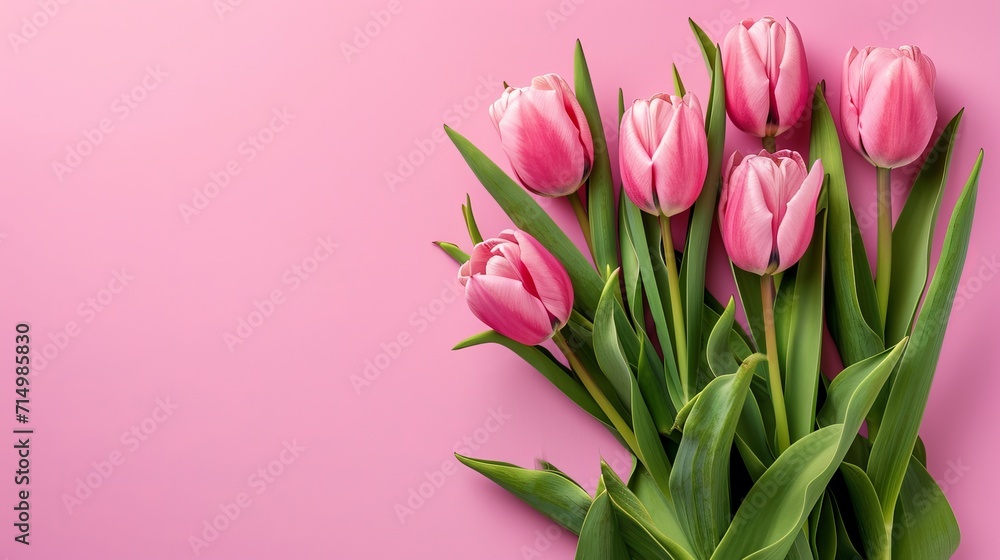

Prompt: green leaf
xmin=868 ymin=151 xmax=981 ymax=523
xmin=785 ymin=206 xmax=828 ymax=442
xmin=840 ymin=463 xmax=889 ymax=560
xmin=679 ymin=21 xmax=726 ymax=401
xmin=637 ymin=329 xmax=676 ymax=432
xmin=672 ymin=352 xmax=764 ymax=558
xmin=462 ymin=193 xmax=484 ymax=244
xmin=453 ymin=331 xmax=609 ymax=426
xmin=602 ymin=462 xmax=696 ymax=560
xmin=706 ymin=298 xmax=740 ymax=376
xmin=620 ymin=194 xmax=644 ymax=322
xmin=630 ymin=371 xmax=674 ymax=497
xmin=433 ymin=241 xmax=468 ymax=264
xmin=885 ymin=111 xmax=963 ymax=344
xmin=831 ymin=494 xmax=866 ymax=559
xmin=810 ymin=83 xmax=883 ymax=366
xmin=629 ymin=465 xmax=693 ymax=552
xmin=810 ymin=494 xmax=838 ymax=560
xmin=455 ymin=455 xmax=593 ymax=534
xmin=672 ymin=64 xmax=686 ymax=97
xmin=891 ymin=456 xmax=960 ymax=559
xmin=593 ymin=269 xmax=641 ymax=415
xmin=576 ymin=492 xmax=631 ymax=560
xmin=712 ymin=341 xmax=906 ymax=559
xmin=574 ymin=40 xmax=616 ymax=276
xmin=445 ymin=126 xmax=604 ymax=314
xmin=732 ymin=265 xmax=766 ymax=350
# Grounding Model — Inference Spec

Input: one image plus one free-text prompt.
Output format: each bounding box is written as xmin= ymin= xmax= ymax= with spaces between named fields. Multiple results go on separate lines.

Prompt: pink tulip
xmin=619 ymin=93 xmax=708 ymax=216
xmin=722 ymin=17 xmax=810 ymax=138
xmin=458 ymin=229 xmax=573 ymax=345
xmin=490 ymin=74 xmax=594 ymax=197
xmin=841 ymin=45 xmax=937 ymax=169
xmin=719 ymin=150 xmax=824 ymax=275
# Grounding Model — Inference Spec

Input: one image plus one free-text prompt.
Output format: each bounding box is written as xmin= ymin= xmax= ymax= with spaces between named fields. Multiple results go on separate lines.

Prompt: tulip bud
xmin=722 ymin=17 xmax=810 ymax=138
xmin=619 ymin=93 xmax=708 ymax=216
xmin=489 ymin=74 xmax=594 ymax=197
xmin=841 ymin=45 xmax=937 ymax=169
xmin=719 ymin=150 xmax=824 ymax=275
xmin=458 ymin=229 xmax=574 ymax=346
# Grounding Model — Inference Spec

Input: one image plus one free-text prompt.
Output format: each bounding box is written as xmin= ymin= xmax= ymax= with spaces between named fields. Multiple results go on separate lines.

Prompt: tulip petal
xmin=466 ymin=275 xmax=555 ymax=346
xmin=723 ymin=24 xmax=770 ymax=137
xmin=840 ymin=47 xmax=864 ymax=158
xmin=775 ymin=160 xmax=824 ymax=272
xmin=857 ymin=57 xmax=937 ymax=168
xmin=721 ymin=159 xmax=774 ymax=274
xmin=771 ymin=19 xmax=809 ymax=134
xmin=498 ymin=88 xmax=587 ymax=196
xmin=619 ymin=104 xmax=658 ymax=214
xmin=512 ymin=230 xmax=574 ymax=325
xmin=653 ymin=98 xmax=708 ymax=216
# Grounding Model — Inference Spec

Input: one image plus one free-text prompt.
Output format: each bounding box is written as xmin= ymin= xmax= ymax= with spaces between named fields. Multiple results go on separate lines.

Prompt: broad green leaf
xmin=637 ymin=329 xmax=676 ymax=432
xmin=624 ymin=197 xmax=683 ymax=408
xmin=576 ymin=492 xmax=630 ymax=560
xmin=433 ymin=241 xmax=468 ymax=264
xmin=631 ymin=372 xmax=673 ymax=497
xmin=537 ymin=459 xmax=588 ymax=492
xmin=629 ymin=465 xmax=693 ymax=552
xmin=840 ymin=463 xmax=889 ymax=560
xmin=732 ymin=265 xmax=766 ymax=349
xmin=620 ymin=194 xmax=644 ymax=322
xmin=785 ymin=206 xmax=828 ymax=443
xmin=679 ymin=21 xmax=726 ymax=401
xmin=574 ymin=40 xmax=617 ymax=276
xmin=602 ymin=462 xmax=696 ymax=560
xmin=810 ymin=83 xmax=883 ymax=366
xmin=868 ymin=151 xmax=982 ymax=522
xmin=445 ymin=126 xmax=604 ymax=314
xmin=455 ymin=455 xmax=593 ymax=534
xmin=671 ymin=353 xmax=764 ymax=558
xmin=594 ymin=269 xmax=641 ymax=415
xmin=831 ymin=494 xmax=866 ymax=559
xmin=885 ymin=111 xmax=963 ymax=344
xmin=712 ymin=342 xmax=906 ymax=560
xmin=810 ymin=494 xmax=838 ymax=560
xmin=788 ymin=531 xmax=815 ymax=560
xmin=891 ymin=456 xmax=960 ymax=559
xmin=462 ymin=193 xmax=484 ymax=244
xmin=706 ymin=298 xmax=740 ymax=376
xmin=453 ymin=331 xmax=608 ymax=426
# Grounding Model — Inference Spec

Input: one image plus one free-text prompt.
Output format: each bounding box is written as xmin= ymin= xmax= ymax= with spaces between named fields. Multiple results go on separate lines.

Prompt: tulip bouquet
xmin=435 ymin=16 xmax=982 ymax=560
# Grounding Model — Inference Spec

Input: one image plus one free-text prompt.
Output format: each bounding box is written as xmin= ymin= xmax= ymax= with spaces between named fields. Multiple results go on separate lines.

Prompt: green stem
xmin=553 ymin=331 xmax=639 ymax=454
xmin=761 ymin=274 xmax=790 ymax=455
xmin=570 ymin=309 xmax=594 ymax=331
xmin=762 ymin=135 xmax=777 ymax=153
xmin=876 ymin=167 xmax=892 ymax=328
xmin=659 ymin=214 xmax=689 ymax=402
xmin=568 ymin=193 xmax=595 ymax=263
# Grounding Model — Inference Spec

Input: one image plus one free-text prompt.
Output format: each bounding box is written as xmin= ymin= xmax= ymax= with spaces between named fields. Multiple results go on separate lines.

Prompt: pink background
xmin=0 ymin=0 xmax=996 ymax=558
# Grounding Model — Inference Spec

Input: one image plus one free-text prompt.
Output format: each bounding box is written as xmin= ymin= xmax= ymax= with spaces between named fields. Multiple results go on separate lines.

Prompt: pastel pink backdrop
xmin=0 ymin=0 xmax=995 ymax=558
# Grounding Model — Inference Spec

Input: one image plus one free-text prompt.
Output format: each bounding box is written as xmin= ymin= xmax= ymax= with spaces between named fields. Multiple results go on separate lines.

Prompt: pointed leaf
xmin=576 ymin=492 xmax=631 ymax=560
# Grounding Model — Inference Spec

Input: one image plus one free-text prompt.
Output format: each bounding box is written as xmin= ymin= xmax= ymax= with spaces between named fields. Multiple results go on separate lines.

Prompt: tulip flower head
xmin=722 ymin=17 xmax=810 ymax=138
xmin=490 ymin=74 xmax=594 ymax=197
xmin=719 ymin=150 xmax=824 ymax=275
xmin=841 ymin=45 xmax=937 ymax=169
xmin=618 ymin=93 xmax=709 ymax=217
xmin=458 ymin=230 xmax=574 ymax=346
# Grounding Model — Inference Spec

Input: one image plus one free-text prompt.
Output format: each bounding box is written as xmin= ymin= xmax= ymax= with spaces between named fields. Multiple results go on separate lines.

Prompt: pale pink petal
xmin=619 ymin=103 xmax=658 ymax=214
xmin=775 ymin=160 xmax=824 ymax=272
xmin=498 ymin=87 xmax=587 ymax=196
xmin=652 ymin=98 xmax=708 ymax=216
xmin=723 ymin=24 xmax=770 ymax=137
xmin=466 ymin=275 xmax=555 ymax=345
xmin=857 ymin=57 xmax=937 ymax=168
xmin=771 ymin=18 xmax=809 ymax=135
xmin=720 ymin=159 xmax=774 ymax=274
xmin=841 ymin=47 xmax=864 ymax=157
xmin=512 ymin=230 xmax=574 ymax=326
